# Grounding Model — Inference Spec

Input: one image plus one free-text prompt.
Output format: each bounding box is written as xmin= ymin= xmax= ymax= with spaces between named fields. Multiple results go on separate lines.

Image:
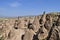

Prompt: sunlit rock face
xmin=0 ymin=12 xmax=60 ymax=40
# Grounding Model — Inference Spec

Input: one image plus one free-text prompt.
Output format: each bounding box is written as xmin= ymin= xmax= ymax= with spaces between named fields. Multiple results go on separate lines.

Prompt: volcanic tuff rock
xmin=0 ymin=12 xmax=60 ymax=40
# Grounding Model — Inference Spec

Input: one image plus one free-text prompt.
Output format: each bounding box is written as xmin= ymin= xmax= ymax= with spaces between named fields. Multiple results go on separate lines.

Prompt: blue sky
xmin=0 ymin=0 xmax=60 ymax=17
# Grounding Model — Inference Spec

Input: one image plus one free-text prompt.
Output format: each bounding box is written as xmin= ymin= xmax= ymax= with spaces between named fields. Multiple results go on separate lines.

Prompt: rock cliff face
xmin=0 ymin=12 xmax=60 ymax=40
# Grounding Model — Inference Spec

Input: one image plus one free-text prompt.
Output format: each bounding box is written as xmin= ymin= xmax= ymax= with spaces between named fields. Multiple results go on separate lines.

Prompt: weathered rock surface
xmin=0 ymin=12 xmax=60 ymax=40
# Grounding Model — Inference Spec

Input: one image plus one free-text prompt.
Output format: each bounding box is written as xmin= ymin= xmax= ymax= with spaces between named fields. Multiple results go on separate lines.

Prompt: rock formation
xmin=0 ymin=12 xmax=60 ymax=40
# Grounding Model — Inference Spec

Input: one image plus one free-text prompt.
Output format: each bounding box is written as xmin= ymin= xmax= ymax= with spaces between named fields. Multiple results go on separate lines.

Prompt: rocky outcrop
xmin=0 ymin=12 xmax=60 ymax=40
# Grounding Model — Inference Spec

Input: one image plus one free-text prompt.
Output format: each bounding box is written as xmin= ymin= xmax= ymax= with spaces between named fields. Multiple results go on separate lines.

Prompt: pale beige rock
xmin=32 ymin=16 xmax=40 ymax=32
xmin=23 ymin=29 xmax=36 ymax=40
xmin=38 ymin=26 xmax=48 ymax=40
xmin=0 ymin=13 xmax=60 ymax=40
